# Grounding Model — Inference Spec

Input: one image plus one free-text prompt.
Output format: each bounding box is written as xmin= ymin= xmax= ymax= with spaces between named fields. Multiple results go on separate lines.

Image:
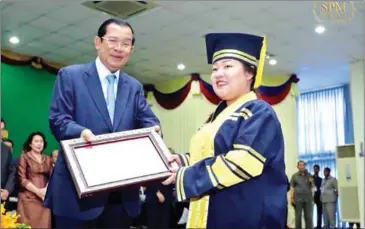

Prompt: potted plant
xmin=1 ymin=203 xmax=31 ymax=228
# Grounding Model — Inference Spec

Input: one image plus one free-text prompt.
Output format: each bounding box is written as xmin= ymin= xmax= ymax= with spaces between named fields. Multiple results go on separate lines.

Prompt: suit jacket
xmin=43 ymin=61 xmax=160 ymax=220
xmin=1 ymin=142 xmax=16 ymax=195
xmin=313 ymin=175 xmax=322 ymax=203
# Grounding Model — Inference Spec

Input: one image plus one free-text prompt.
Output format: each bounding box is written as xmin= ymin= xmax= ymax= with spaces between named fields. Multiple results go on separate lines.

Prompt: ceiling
xmin=1 ymin=1 xmax=363 ymax=91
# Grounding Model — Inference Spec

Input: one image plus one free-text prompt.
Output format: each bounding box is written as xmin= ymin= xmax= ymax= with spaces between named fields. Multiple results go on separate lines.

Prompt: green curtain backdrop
xmin=1 ymin=63 xmax=58 ymax=157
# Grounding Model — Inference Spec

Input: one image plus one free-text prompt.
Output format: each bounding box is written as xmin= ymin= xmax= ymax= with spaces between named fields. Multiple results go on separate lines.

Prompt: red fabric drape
xmin=143 ymin=73 xmax=299 ymax=109
xmin=1 ymin=52 xmax=299 ymax=109
xmin=1 ymin=54 xmax=60 ymax=74
xmin=145 ymin=81 xmax=193 ymax=110
xmin=198 ymin=80 xmax=221 ymax=104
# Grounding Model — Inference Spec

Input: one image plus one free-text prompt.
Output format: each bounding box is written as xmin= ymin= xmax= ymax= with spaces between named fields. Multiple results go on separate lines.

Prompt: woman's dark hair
xmin=97 ymin=18 xmax=135 ymax=45
xmin=242 ymin=62 xmax=257 ymax=91
xmin=23 ymin=131 xmax=47 ymax=153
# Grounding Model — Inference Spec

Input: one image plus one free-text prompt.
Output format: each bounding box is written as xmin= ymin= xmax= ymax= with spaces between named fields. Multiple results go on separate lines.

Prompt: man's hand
xmin=153 ymin=125 xmax=161 ymax=135
xmin=156 ymin=190 xmax=165 ymax=203
xmin=1 ymin=189 xmax=9 ymax=201
xmin=81 ymin=129 xmax=95 ymax=142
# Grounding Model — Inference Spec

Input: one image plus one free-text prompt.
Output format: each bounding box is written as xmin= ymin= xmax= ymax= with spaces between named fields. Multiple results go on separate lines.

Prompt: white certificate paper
xmin=74 ymin=137 xmax=168 ymax=187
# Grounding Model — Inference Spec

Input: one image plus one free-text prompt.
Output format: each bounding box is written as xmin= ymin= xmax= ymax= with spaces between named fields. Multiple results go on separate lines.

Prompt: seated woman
xmin=163 ymin=33 xmax=288 ymax=228
xmin=17 ymin=131 xmax=53 ymax=228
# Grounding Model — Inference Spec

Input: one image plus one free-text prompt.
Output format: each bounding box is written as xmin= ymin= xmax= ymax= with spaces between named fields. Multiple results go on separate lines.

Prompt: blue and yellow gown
xmin=175 ymin=91 xmax=288 ymax=228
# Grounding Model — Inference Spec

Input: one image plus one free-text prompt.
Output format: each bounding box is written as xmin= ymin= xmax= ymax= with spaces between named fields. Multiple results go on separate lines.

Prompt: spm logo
xmin=313 ymin=1 xmax=356 ymax=23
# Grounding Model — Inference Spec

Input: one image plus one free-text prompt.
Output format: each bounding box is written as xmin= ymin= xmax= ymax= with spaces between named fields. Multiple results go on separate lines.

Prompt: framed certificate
xmin=60 ymin=127 xmax=177 ymax=198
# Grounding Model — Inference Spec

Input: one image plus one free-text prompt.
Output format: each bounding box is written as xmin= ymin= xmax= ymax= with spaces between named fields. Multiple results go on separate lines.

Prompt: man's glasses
xmin=101 ymin=37 xmax=133 ymax=49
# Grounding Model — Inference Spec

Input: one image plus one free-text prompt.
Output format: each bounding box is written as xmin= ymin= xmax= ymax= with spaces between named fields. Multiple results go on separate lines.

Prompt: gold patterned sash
xmin=186 ymin=92 xmax=257 ymax=228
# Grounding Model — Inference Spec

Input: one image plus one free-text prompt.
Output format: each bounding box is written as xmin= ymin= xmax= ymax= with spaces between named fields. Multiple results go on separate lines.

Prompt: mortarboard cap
xmin=205 ymin=33 xmax=266 ymax=89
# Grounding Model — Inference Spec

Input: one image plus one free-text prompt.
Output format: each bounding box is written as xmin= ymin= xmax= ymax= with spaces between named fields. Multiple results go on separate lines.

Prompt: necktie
xmin=106 ymin=74 xmax=116 ymax=124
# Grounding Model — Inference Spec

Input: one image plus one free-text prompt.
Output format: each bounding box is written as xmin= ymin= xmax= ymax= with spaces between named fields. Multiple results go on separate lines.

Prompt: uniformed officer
xmin=290 ymin=160 xmax=313 ymax=229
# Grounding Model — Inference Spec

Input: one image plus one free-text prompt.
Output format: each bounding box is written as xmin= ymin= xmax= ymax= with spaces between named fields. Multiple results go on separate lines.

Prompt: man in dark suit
xmin=44 ymin=18 xmax=161 ymax=229
xmin=313 ymin=164 xmax=323 ymax=228
xmin=1 ymin=135 xmax=16 ymax=204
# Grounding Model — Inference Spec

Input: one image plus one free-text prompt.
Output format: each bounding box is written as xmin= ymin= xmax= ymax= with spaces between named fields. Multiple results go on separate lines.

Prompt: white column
xmin=272 ymin=84 xmax=299 ymax=228
xmin=350 ymin=60 xmax=364 ymax=227
xmin=272 ymin=85 xmax=299 ymax=177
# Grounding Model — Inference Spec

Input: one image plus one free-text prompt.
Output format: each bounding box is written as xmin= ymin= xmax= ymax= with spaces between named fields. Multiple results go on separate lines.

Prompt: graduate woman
xmin=163 ymin=33 xmax=288 ymax=228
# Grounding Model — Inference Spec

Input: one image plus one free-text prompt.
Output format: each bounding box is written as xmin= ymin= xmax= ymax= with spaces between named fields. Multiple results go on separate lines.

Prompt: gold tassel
xmin=254 ymin=36 xmax=266 ymax=89
xmin=146 ymin=91 xmax=153 ymax=107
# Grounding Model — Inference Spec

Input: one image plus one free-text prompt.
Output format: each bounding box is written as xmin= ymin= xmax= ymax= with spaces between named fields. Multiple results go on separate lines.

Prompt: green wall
xmin=1 ymin=63 xmax=58 ymax=157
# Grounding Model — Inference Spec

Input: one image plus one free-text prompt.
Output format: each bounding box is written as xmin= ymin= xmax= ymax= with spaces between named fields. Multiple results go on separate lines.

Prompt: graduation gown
xmin=175 ymin=91 xmax=288 ymax=228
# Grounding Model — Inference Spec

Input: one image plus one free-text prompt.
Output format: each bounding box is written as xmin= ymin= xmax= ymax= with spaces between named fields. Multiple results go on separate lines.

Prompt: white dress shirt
xmin=95 ymin=57 xmax=120 ymax=100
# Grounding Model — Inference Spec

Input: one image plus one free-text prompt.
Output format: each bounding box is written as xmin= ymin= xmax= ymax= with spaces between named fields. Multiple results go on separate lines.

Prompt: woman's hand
xmin=168 ymin=154 xmax=182 ymax=167
xmin=161 ymin=154 xmax=182 ymax=185
xmin=36 ymin=187 xmax=47 ymax=201
xmin=162 ymin=167 xmax=177 ymax=185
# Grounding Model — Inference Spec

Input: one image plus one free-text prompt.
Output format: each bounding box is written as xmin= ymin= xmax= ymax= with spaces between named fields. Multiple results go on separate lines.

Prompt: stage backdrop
xmin=1 ymin=62 xmax=58 ymax=156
